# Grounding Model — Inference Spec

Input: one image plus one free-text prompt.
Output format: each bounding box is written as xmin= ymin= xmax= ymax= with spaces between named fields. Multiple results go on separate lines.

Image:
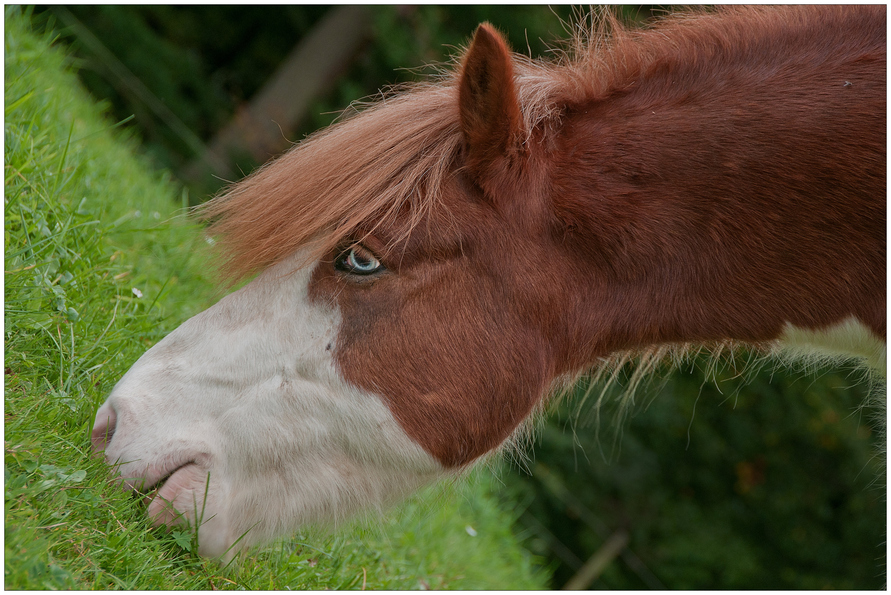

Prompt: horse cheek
xmin=330 ymin=266 xmax=547 ymax=468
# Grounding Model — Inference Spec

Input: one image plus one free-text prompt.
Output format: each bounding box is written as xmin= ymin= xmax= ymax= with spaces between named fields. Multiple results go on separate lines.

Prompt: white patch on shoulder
xmin=778 ymin=316 xmax=886 ymax=376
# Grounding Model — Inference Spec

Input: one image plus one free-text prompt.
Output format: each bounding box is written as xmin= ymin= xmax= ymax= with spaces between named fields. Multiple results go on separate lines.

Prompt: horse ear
xmin=459 ymin=24 xmax=524 ymax=184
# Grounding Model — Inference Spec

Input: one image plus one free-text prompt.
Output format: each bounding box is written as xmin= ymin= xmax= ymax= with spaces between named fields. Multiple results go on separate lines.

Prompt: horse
xmin=91 ymin=6 xmax=886 ymax=560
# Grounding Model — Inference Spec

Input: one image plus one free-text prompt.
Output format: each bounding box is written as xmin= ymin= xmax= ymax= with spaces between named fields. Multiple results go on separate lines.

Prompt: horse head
xmin=92 ymin=7 xmax=886 ymax=558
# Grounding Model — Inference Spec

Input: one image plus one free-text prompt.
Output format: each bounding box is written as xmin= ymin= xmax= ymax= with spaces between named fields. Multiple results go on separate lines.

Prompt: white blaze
xmin=93 ymin=254 xmax=442 ymax=558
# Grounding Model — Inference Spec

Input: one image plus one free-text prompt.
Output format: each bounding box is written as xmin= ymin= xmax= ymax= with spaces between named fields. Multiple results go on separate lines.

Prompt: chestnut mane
xmin=194 ymin=9 xmax=640 ymax=280
xmin=198 ymin=6 xmax=880 ymax=285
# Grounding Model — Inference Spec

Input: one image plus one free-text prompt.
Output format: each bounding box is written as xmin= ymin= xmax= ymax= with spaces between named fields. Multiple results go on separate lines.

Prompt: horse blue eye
xmin=336 ymin=245 xmax=383 ymax=275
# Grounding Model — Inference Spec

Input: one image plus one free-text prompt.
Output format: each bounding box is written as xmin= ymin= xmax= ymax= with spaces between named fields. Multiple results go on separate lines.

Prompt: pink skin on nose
xmin=91 ymin=403 xmax=117 ymax=452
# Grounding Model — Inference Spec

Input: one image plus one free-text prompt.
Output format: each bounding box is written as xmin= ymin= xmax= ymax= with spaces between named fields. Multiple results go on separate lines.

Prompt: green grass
xmin=4 ymin=7 xmax=547 ymax=589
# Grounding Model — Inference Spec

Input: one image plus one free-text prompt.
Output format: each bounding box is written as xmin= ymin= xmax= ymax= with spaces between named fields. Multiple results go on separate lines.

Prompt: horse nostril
xmin=91 ymin=403 xmax=117 ymax=452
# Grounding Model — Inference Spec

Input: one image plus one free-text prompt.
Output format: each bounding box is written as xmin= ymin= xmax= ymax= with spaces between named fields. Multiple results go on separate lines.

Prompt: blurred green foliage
xmin=502 ymin=359 xmax=884 ymax=588
xmin=36 ymin=6 xmax=617 ymax=188
xmin=36 ymin=5 xmax=659 ymax=193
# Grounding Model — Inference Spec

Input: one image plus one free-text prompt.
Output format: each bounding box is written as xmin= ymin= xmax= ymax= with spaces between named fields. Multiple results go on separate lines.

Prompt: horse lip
xmin=140 ymin=462 xmax=192 ymax=507
xmin=144 ymin=461 xmax=215 ymax=530
xmin=152 ymin=463 xmax=190 ymax=493
xmin=124 ymin=463 xmax=188 ymax=494
xmin=123 ymin=454 xmax=210 ymax=494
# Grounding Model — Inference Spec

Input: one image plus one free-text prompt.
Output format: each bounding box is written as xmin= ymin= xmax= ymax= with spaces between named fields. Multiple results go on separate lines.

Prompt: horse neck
xmin=547 ymin=31 xmax=885 ymax=367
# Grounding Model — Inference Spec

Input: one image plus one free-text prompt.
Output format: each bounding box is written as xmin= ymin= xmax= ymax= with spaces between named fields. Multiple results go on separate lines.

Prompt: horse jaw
xmin=92 ymin=253 xmax=442 ymax=558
